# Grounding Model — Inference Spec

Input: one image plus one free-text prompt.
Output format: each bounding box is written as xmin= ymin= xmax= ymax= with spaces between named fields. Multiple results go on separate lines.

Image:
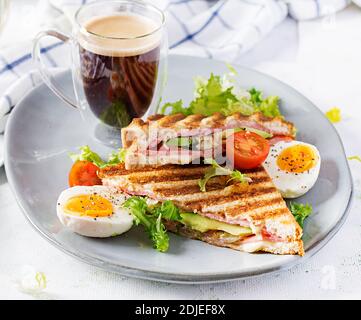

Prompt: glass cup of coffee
xmin=33 ymin=0 xmax=167 ymax=146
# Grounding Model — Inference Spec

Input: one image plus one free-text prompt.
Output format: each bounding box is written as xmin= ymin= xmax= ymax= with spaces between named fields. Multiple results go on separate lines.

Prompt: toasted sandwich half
xmin=121 ymin=112 xmax=296 ymax=169
xmin=99 ymin=164 xmax=304 ymax=255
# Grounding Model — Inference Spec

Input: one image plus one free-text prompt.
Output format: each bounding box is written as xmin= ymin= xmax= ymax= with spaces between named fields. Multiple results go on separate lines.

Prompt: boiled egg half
xmin=56 ymin=185 xmax=133 ymax=237
xmin=263 ymin=140 xmax=321 ymax=198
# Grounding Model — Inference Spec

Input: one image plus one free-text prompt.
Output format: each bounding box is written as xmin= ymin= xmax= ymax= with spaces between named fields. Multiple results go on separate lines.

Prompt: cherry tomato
xmin=226 ymin=131 xmax=270 ymax=169
xmin=68 ymin=161 xmax=102 ymax=187
xmin=268 ymin=135 xmax=294 ymax=146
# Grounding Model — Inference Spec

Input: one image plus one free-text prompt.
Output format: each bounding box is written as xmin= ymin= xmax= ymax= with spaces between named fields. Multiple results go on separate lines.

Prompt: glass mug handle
xmin=32 ymin=30 xmax=78 ymax=109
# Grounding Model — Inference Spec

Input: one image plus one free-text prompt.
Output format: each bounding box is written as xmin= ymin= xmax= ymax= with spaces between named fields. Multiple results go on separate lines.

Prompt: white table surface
xmin=1 ymin=1 xmax=361 ymax=300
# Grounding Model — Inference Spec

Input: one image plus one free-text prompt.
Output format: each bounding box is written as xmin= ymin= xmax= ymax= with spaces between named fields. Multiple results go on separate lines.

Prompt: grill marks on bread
xmin=127 ymin=111 xmax=295 ymax=131
xmin=121 ymin=112 xmax=296 ymax=149
xmin=100 ymin=164 xmax=290 ymax=222
xmin=99 ymin=163 xmax=304 ymax=255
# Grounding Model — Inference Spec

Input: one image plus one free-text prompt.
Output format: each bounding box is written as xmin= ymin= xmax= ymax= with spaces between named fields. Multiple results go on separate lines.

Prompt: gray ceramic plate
xmin=0 ymin=135 xmax=3 ymax=167
xmin=5 ymin=55 xmax=353 ymax=283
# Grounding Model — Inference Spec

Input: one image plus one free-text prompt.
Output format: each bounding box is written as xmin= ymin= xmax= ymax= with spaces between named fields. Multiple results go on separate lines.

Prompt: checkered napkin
xmin=0 ymin=0 xmax=357 ymax=134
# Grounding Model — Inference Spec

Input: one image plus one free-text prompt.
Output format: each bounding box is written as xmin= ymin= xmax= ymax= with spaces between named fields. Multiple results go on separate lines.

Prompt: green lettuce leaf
xmin=69 ymin=146 xmax=106 ymax=168
xmin=152 ymin=200 xmax=182 ymax=221
xmin=220 ymin=99 xmax=255 ymax=116
xmin=198 ymin=159 xmax=251 ymax=192
xmin=249 ymin=88 xmax=262 ymax=104
xmin=289 ymin=202 xmax=313 ymax=228
xmin=123 ymin=197 xmax=182 ymax=252
xmin=69 ymin=145 xmax=126 ymax=168
xmin=190 ymin=73 xmax=238 ymax=116
xmin=160 ymin=99 xmax=193 ymax=116
xmin=151 ymin=214 xmax=169 ymax=253
xmin=123 ymin=197 xmax=170 ymax=252
xmin=107 ymin=148 xmax=127 ymax=165
xmin=160 ymin=65 xmax=282 ymax=119
xmin=257 ymin=95 xmax=281 ymax=118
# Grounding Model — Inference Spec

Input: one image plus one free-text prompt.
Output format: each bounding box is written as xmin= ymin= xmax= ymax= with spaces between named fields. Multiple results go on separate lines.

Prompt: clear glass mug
xmin=33 ymin=0 xmax=167 ymax=147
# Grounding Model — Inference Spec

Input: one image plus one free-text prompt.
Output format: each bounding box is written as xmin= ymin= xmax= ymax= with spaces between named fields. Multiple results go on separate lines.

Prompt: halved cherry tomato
xmin=226 ymin=131 xmax=270 ymax=169
xmin=68 ymin=161 xmax=102 ymax=187
xmin=268 ymin=135 xmax=294 ymax=146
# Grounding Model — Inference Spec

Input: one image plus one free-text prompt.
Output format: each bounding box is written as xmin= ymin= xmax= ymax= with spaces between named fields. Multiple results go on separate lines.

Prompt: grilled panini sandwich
xmin=121 ymin=112 xmax=296 ymax=169
xmin=99 ymin=164 xmax=304 ymax=255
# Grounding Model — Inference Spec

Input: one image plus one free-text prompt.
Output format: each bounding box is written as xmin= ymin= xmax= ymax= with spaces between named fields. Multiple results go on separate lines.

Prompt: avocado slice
xmin=180 ymin=213 xmax=252 ymax=236
xmin=222 ymin=127 xmax=272 ymax=139
xmin=241 ymin=127 xmax=273 ymax=138
xmin=165 ymin=137 xmax=193 ymax=148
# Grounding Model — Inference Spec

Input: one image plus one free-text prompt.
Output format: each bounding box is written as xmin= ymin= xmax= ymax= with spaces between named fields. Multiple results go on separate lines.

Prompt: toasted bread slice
xmin=121 ymin=112 xmax=296 ymax=169
xmin=122 ymin=112 xmax=296 ymax=148
xmin=99 ymin=164 xmax=304 ymax=255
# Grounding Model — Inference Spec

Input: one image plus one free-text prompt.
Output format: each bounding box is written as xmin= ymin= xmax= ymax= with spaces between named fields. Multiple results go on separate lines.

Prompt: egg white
xmin=56 ymin=185 xmax=133 ymax=237
xmin=263 ymin=140 xmax=321 ymax=198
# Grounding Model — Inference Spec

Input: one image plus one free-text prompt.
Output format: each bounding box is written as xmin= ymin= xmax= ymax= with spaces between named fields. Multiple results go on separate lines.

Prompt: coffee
xmin=79 ymin=14 xmax=161 ymax=128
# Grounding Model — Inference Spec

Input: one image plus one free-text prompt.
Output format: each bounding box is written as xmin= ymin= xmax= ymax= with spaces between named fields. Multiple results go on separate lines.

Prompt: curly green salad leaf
xmin=161 ymin=100 xmax=193 ymax=116
xmin=152 ymin=200 xmax=182 ymax=221
xmin=191 ymin=73 xmax=239 ymax=116
xmin=160 ymin=65 xmax=282 ymax=118
xmin=249 ymin=88 xmax=263 ymax=104
xmin=123 ymin=197 xmax=182 ymax=252
xmin=107 ymin=148 xmax=127 ymax=166
xmin=289 ymin=202 xmax=313 ymax=228
xmin=69 ymin=145 xmax=126 ymax=168
xmin=198 ymin=159 xmax=251 ymax=192
xmin=325 ymin=107 xmax=341 ymax=123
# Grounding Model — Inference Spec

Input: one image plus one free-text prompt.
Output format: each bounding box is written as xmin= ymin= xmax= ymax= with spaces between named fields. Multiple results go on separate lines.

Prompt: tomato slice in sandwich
xmin=226 ymin=131 xmax=270 ymax=169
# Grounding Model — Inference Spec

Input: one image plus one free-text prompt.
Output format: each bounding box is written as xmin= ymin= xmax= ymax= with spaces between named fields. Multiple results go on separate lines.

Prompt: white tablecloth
xmin=1 ymin=1 xmax=361 ymax=299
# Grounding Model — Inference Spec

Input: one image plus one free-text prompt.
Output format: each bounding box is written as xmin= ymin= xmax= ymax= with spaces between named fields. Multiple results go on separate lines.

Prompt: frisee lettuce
xmin=289 ymin=202 xmax=313 ymax=228
xmin=198 ymin=159 xmax=251 ymax=192
xmin=123 ymin=197 xmax=181 ymax=252
xmin=257 ymin=96 xmax=281 ymax=118
xmin=161 ymin=65 xmax=282 ymax=118
xmin=152 ymin=200 xmax=182 ymax=221
xmin=190 ymin=73 xmax=239 ymax=116
xmin=107 ymin=148 xmax=127 ymax=166
xmin=69 ymin=145 xmax=126 ymax=168
xmin=160 ymin=99 xmax=192 ymax=115
xmin=249 ymin=88 xmax=263 ymax=104
xmin=152 ymin=214 xmax=169 ymax=253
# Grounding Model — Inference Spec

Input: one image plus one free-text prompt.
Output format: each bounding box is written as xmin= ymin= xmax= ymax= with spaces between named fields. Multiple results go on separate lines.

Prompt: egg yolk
xmin=277 ymin=145 xmax=317 ymax=173
xmin=64 ymin=194 xmax=113 ymax=217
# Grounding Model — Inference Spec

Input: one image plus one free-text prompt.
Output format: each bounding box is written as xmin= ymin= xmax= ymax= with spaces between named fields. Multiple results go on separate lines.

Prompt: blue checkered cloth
xmin=0 ymin=0 xmax=357 ymax=133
